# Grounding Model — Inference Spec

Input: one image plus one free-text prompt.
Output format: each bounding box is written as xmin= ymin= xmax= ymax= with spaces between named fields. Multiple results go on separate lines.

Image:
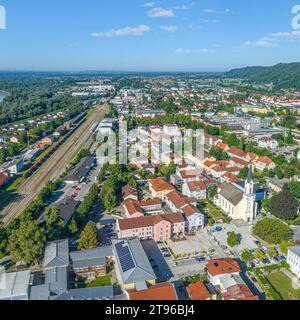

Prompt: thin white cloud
xmin=160 ymin=25 xmax=178 ymax=33
xmin=203 ymin=19 xmax=219 ymax=23
xmin=91 ymin=25 xmax=150 ymax=38
xmin=144 ymin=2 xmax=155 ymax=7
xmin=224 ymin=8 xmax=231 ymax=14
xmin=270 ymin=31 xmax=300 ymax=39
xmin=204 ymin=9 xmax=215 ymax=13
xmin=244 ymin=36 xmax=279 ymax=48
xmin=244 ymin=31 xmax=300 ymax=48
xmin=175 ymin=48 xmax=211 ymax=54
xmin=174 ymin=5 xmax=189 ymax=10
xmin=149 ymin=7 xmax=175 ymax=18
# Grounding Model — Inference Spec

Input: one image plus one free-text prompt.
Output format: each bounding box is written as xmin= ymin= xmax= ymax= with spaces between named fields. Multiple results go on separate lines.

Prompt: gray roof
xmin=288 ymin=245 xmax=300 ymax=257
xmin=30 ymin=267 xmax=69 ymax=300
xmin=65 ymin=156 xmax=95 ymax=182
xmin=219 ymin=183 xmax=244 ymax=206
xmin=43 ymin=239 xmax=69 ymax=269
xmin=112 ymin=238 xmax=156 ymax=285
xmin=0 ymin=270 xmax=31 ymax=300
xmin=55 ymin=197 xmax=80 ymax=225
xmin=54 ymin=286 xmax=114 ymax=301
xmin=70 ymin=246 xmax=113 ymax=270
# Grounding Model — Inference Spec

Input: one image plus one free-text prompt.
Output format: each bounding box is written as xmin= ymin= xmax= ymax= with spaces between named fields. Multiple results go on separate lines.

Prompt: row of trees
xmin=0 ymin=179 xmax=61 ymax=264
xmin=68 ymin=183 xmax=99 ymax=236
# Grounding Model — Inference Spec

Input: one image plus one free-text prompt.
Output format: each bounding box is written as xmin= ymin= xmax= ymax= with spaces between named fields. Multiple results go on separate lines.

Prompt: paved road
xmin=0 ymin=103 xmax=108 ymax=226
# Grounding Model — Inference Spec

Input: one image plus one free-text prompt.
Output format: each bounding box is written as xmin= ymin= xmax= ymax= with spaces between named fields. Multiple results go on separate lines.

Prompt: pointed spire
xmin=246 ymin=165 xmax=253 ymax=183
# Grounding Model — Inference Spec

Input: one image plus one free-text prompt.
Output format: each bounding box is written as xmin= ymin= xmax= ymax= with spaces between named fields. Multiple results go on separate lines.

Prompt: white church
xmin=214 ymin=167 xmax=264 ymax=222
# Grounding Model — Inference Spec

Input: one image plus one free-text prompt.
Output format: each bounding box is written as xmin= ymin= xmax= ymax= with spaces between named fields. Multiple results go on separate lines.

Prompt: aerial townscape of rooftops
xmin=1 ymin=0 xmax=300 ymax=308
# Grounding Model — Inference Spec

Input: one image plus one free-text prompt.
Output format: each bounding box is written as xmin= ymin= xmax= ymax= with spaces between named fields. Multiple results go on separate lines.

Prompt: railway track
xmin=1 ymin=104 xmax=107 ymax=226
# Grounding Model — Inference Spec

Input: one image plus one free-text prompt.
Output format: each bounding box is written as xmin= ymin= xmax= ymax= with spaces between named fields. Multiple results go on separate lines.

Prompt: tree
xmin=227 ymin=232 xmax=239 ymax=247
xmin=267 ymin=247 xmax=277 ymax=260
xmin=238 ymin=167 xmax=249 ymax=180
xmin=254 ymin=249 xmax=265 ymax=262
xmin=7 ymin=220 xmax=46 ymax=266
xmin=45 ymin=206 xmax=64 ymax=241
xmin=270 ymin=189 xmax=299 ymax=220
xmin=207 ymin=185 xmax=218 ymax=200
xmin=253 ymin=218 xmax=293 ymax=244
xmin=279 ymin=240 xmax=294 ymax=255
xmin=68 ymin=218 xmax=79 ymax=236
xmin=274 ymin=167 xmax=284 ymax=179
xmin=262 ymin=197 xmax=271 ymax=213
xmin=78 ymin=221 xmax=98 ymax=250
xmin=288 ymin=181 xmax=300 ymax=199
xmin=241 ymin=249 xmax=254 ymax=266
xmin=286 ymin=131 xmax=295 ymax=145
xmin=209 ymin=146 xmax=229 ymax=161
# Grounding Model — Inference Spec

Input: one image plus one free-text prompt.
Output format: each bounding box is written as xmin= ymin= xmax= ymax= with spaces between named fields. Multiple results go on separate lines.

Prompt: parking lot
xmin=209 ymin=223 xmax=258 ymax=256
xmin=166 ymin=229 xmax=227 ymax=259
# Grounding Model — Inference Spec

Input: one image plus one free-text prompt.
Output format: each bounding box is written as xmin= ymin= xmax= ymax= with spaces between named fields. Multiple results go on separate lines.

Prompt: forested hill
xmin=226 ymin=63 xmax=300 ymax=90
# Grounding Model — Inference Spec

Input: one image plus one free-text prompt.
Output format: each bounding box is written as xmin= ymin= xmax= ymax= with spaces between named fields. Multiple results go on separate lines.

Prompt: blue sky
xmin=0 ymin=0 xmax=300 ymax=71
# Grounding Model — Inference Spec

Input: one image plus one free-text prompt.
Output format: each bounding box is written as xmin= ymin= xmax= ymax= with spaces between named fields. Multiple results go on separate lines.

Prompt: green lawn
xmin=85 ymin=276 xmax=112 ymax=288
xmin=267 ymin=272 xmax=300 ymax=300
xmin=200 ymin=200 xmax=232 ymax=223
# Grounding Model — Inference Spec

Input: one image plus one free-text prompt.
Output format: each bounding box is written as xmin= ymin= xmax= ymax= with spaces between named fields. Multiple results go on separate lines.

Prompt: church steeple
xmin=246 ymin=165 xmax=254 ymax=184
xmin=245 ymin=165 xmax=255 ymax=195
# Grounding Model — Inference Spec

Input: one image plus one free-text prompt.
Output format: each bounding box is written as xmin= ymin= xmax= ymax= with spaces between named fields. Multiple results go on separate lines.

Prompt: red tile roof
xmin=149 ymin=178 xmax=175 ymax=192
xmin=129 ymin=283 xmax=178 ymax=300
xmin=187 ymin=281 xmax=211 ymax=300
xmin=207 ymin=258 xmax=241 ymax=277
xmin=222 ymin=284 xmax=259 ymax=301
xmin=228 ymin=148 xmax=247 ymax=158
xmin=186 ymin=181 xmax=207 ymax=192
xmin=181 ymin=204 xmax=200 ymax=218
xmin=118 ymin=213 xmax=185 ymax=230
xmin=257 ymin=156 xmax=273 ymax=165
xmin=215 ymin=142 xmax=229 ymax=151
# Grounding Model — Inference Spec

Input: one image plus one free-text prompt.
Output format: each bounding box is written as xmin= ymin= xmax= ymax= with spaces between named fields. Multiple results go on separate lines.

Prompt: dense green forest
xmin=0 ymin=77 xmax=84 ymax=125
xmin=226 ymin=63 xmax=300 ymax=90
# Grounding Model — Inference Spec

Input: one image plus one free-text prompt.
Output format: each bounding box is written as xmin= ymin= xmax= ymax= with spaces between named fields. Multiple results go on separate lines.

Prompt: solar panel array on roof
xmin=115 ymin=242 xmax=135 ymax=273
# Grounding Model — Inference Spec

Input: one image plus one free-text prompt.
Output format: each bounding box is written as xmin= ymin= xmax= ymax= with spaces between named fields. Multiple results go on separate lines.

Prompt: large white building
xmin=287 ymin=246 xmax=300 ymax=278
xmin=214 ymin=167 xmax=260 ymax=222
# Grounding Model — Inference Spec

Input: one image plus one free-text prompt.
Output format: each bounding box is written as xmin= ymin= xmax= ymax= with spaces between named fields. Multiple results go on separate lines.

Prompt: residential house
xmin=182 ymin=181 xmax=207 ymax=199
xmin=70 ymin=246 xmax=113 ymax=280
xmin=123 ymin=198 xmax=162 ymax=219
xmin=116 ymin=213 xmax=185 ymax=242
xmin=149 ymin=178 xmax=175 ymax=200
xmin=227 ymin=148 xmax=247 ymax=160
xmin=266 ymin=177 xmax=290 ymax=193
xmin=258 ymin=137 xmax=279 ymax=150
xmin=254 ymin=156 xmax=276 ymax=172
xmin=122 ymin=185 xmax=138 ymax=202
xmin=206 ymin=258 xmax=258 ymax=300
xmin=165 ymin=191 xmax=205 ymax=230
xmin=187 ymin=281 xmax=211 ymax=301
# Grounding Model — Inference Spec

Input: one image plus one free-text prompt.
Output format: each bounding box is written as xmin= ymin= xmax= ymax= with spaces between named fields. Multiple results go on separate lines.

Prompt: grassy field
xmin=267 ymin=272 xmax=300 ymax=300
xmin=85 ymin=276 xmax=112 ymax=288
